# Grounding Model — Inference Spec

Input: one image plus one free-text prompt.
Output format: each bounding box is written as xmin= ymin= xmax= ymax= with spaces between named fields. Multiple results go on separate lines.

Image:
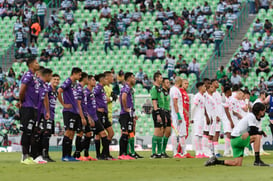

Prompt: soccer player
xmin=150 ymin=72 xmax=165 ymax=159
xmin=170 ymin=76 xmax=187 ymax=158
xmin=104 ymin=71 xmax=117 ymax=124
xmin=222 ymin=86 xmax=233 ymax=157
xmin=34 ymin=67 xmax=52 ymax=164
xmin=94 ymin=73 xmax=115 ymax=160
xmin=73 ymin=72 xmax=96 ymax=161
xmin=118 ymin=72 xmax=136 ymax=160
xmin=18 ymin=58 xmax=40 ymax=164
xmin=204 ymin=83 xmax=217 ymax=157
xmin=161 ymin=78 xmax=171 ymax=158
xmin=58 ymin=67 xmax=82 ymax=161
xmin=42 ymin=73 xmax=60 ymax=162
xmin=191 ymin=82 xmax=207 ymax=158
xmin=205 ymin=102 xmax=269 ymax=167
xmin=85 ymin=75 xmax=108 ymax=161
xmin=211 ymin=79 xmax=222 ymax=157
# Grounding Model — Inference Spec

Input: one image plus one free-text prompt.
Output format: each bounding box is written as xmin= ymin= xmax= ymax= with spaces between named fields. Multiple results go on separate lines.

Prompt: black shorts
xmin=82 ymin=116 xmax=91 ymax=133
xmin=164 ymin=110 xmax=171 ymax=127
xmin=119 ymin=113 xmax=134 ymax=133
xmin=63 ymin=111 xmax=81 ymax=132
xmin=39 ymin=115 xmax=55 ymax=135
xmin=19 ymin=107 xmax=37 ymax=134
xmin=94 ymin=120 xmax=105 ymax=135
xmin=152 ymin=109 xmax=165 ymax=128
xmin=97 ymin=111 xmax=112 ymax=129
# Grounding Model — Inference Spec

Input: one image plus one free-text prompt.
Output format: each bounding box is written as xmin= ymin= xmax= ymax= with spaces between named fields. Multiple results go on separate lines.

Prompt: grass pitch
xmin=1 ymin=151 xmax=273 ymax=181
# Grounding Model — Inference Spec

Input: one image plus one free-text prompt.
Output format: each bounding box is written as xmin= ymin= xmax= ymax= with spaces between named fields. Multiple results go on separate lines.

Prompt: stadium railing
xmin=189 ymin=2 xmax=249 ymax=93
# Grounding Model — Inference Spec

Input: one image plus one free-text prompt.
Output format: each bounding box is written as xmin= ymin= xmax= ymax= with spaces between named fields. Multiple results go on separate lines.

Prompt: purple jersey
xmin=85 ymin=87 xmax=98 ymax=121
xmin=46 ymin=84 xmax=58 ymax=120
xmin=21 ymin=70 xmax=39 ymax=109
xmin=119 ymin=83 xmax=134 ymax=115
xmin=93 ymin=83 xmax=108 ymax=113
xmin=60 ymin=77 xmax=78 ymax=114
xmin=76 ymin=83 xmax=88 ymax=116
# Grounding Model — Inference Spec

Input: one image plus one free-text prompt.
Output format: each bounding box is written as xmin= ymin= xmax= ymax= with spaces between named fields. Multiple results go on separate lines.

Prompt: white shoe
xmin=34 ymin=156 xmax=47 ymax=164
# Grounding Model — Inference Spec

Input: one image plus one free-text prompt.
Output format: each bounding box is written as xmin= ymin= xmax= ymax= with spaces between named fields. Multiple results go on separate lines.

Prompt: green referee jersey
xmin=150 ymin=85 xmax=164 ymax=109
xmin=162 ymin=88 xmax=170 ymax=111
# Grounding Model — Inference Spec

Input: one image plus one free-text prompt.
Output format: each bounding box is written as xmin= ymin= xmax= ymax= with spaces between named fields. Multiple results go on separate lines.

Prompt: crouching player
xmin=205 ymin=102 xmax=269 ymax=167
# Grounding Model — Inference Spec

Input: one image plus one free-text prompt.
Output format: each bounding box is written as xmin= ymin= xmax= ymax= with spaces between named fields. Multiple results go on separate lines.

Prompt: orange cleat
xmin=183 ymin=153 xmax=195 ymax=158
xmin=86 ymin=156 xmax=98 ymax=161
xmin=173 ymin=153 xmax=184 ymax=158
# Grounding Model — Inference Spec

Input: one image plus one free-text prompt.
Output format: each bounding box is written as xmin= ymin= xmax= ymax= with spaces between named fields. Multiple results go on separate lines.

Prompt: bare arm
xmin=44 ymin=93 xmax=50 ymax=120
xmin=225 ymin=107 xmax=234 ymax=128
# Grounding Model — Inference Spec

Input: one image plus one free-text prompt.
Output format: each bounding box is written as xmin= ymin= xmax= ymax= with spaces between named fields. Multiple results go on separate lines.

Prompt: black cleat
xmin=150 ymin=154 xmax=161 ymax=159
xmin=135 ymin=152 xmax=144 ymax=159
xmin=254 ymin=160 xmax=270 ymax=166
xmin=43 ymin=156 xmax=56 ymax=162
xmin=73 ymin=151 xmax=81 ymax=159
xmin=161 ymin=153 xmax=171 ymax=159
xmin=204 ymin=156 xmax=217 ymax=167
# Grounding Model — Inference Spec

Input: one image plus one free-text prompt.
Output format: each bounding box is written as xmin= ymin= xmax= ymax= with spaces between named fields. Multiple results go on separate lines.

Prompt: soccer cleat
xmin=215 ymin=153 xmax=223 ymax=158
xmin=73 ymin=151 xmax=81 ymax=159
xmin=134 ymin=152 xmax=144 ymax=159
xmin=183 ymin=153 xmax=195 ymax=158
xmin=62 ymin=156 xmax=80 ymax=162
xmin=77 ymin=156 xmax=89 ymax=161
xmin=201 ymin=153 xmax=210 ymax=158
xmin=108 ymin=155 xmax=117 ymax=161
xmin=118 ymin=155 xmax=129 ymax=160
xmin=204 ymin=156 xmax=217 ymax=167
xmin=261 ymin=151 xmax=271 ymax=156
xmin=21 ymin=157 xmax=37 ymax=165
xmin=34 ymin=156 xmax=47 ymax=164
xmin=125 ymin=155 xmax=136 ymax=160
xmin=254 ymin=160 xmax=270 ymax=166
xmin=86 ymin=156 xmax=97 ymax=161
xmin=173 ymin=153 xmax=184 ymax=158
xmin=150 ymin=154 xmax=161 ymax=159
xmin=161 ymin=153 xmax=171 ymax=159
xmin=43 ymin=156 xmax=56 ymax=162
xmin=195 ymin=154 xmax=204 ymax=158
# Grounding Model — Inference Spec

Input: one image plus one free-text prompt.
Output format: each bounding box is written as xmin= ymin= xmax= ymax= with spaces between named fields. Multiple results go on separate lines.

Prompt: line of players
xmin=18 ymin=58 xmax=146 ymax=164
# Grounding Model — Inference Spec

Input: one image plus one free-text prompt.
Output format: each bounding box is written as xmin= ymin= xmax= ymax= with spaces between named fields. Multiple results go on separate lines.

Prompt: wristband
xmin=177 ymin=113 xmax=182 ymax=120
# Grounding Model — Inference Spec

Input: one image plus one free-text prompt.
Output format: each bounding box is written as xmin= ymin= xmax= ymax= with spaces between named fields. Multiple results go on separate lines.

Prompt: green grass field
xmin=1 ymin=151 xmax=273 ymax=181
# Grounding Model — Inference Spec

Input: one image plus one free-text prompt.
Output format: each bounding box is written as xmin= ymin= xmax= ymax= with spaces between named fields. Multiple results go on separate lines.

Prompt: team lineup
xmin=18 ymin=58 xmax=270 ymax=166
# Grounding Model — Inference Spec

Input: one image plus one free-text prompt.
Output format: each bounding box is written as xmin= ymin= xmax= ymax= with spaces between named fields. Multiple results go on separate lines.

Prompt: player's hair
xmin=104 ymin=71 xmax=112 ymax=76
xmin=94 ymin=73 xmax=105 ymax=82
xmin=71 ymin=67 xmax=82 ymax=75
xmin=203 ymin=78 xmax=210 ymax=82
xmin=232 ymin=84 xmax=240 ymax=92
xmin=124 ymin=72 xmax=134 ymax=81
xmin=252 ymin=102 xmax=265 ymax=116
xmin=52 ymin=73 xmax=60 ymax=78
xmin=88 ymin=75 xmax=94 ymax=80
xmin=26 ymin=58 xmax=36 ymax=67
xmin=41 ymin=68 xmax=53 ymax=76
xmin=39 ymin=66 xmax=45 ymax=71
xmin=260 ymin=90 xmax=266 ymax=96
xmin=224 ymin=86 xmax=231 ymax=93
xmin=174 ymin=76 xmax=182 ymax=84
xmin=163 ymin=78 xmax=169 ymax=83
xmin=244 ymin=90 xmax=250 ymax=95
xmin=211 ymin=79 xmax=218 ymax=83
xmin=196 ymin=82 xmax=204 ymax=89
xmin=79 ymin=72 xmax=88 ymax=82
xmin=153 ymin=72 xmax=162 ymax=81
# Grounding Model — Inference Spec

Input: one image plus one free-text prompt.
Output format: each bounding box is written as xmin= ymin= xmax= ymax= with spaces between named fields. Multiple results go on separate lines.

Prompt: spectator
xmin=200 ymin=30 xmax=211 ymax=46
xmin=135 ymin=68 xmax=145 ymax=84
xmin=161 ymin=36 xmax=170 ymax=51
xmin=30 ymin=10 xmax=40 ymax=25
xmin=264 ymin=19 xmax=272 ymax=33
xmin=179 ymin=60 xmax=189 ymax=75
xmin=188 ymin=58 xmax=200 ymax=80
xmin=231 ymin=54 xmax=242 ymax=73
xmin=241 ymin=38 xmax=252 ymax=52
xmin=196 ymin=12 xmax=205 ymax=30
xmin=148 ymin=1 xmax=155 ymax=13
xmin=142 ymin=74 xmax=152 ymax=92
xmin=253 ymin=18 xmax=264 ymax=35
xmin=53 ymin=43 xmax=64 ymax=60
xmin=8 ymin=123 xmax=20 ymax=136
xmin=248 ymin=50 xmax=257 ymax=66
xmin=104 ymin=27 xmax=113 ymax=54
xmin=46 ymin=44 xmax=54 ymax=59
xmin=81 ymin=27 xmax=93 ymax=52
xmin=155 ymin=0 xmax=163 ymax=11
xmin=4 ymin=87 xmax=14 ymax=103
xmin=84 ymin=0 xmax=94 ymax=11
xmin=48 ymin=29 xmax=58 ymax=43
xmin=113 ymin=33 xmax=121 ymax=49
xmin=146 ymin=34 xmax=155 ymax=49
xmin=30 ymin=22 xmax=41 ymax=44
xmin=121 ymin=31 xmax=130 ymax=49
xmin=220 ymin=75 xmax=232 ymax=87
xmin=100 ymin=4 xmax=111 ymax=19
xmin=250 ymin=89 xmax=258 ymax=102
xmin=160 ymin=25 xmax=170 ymax=40
xmin=139 ymin=43 xmax=147 ymax=56
xmin=216 ymin=66 xmax=226 ymax=80
xmin=165 ymin=54 xmax=175 ymax=79
xmin=142 ymin=99 xmax=152 ymax=114
xmin=254 ymin=36 xmax=264 ymax=53
xmin=182 ymin=7 xmax=190 ymax=20
xmin=39 ymin=49 xmax=49 ymax=63
xmin=133 ymin=44 xmax=140 ymax=57
xmin=175 ymin=54 xmax=184 ymax=69
xmin=62 ymin=34 xmax=72 ymax=53
xmin=256 ymin=56 xmax=270 ymax=76
xmin=263 ymin=31 xmax=273 ymax=49
xmin=15 ymin=27 xmax=23 ymax=48
xmin=202 ymin=1 xmax=212 ymax=15
xmin=54 ymin=122 xmax=64 ymax=136
xmin=172 ymin=20 xmax=182 ymax=35
xmin=29 ymin=42 xmax=38 ymax=57
xmin=260 ymin=0 xmax=270 ymax=11
xmin=132 ymin=7 xmax=142 ymax=22
xmin=36 ymin=0 xmax=47 ymax=30
xmin=90 ymin=17 xmax=100 ymax=35
xmin=16 ymin=43 xmax=28 ymax=59
xmin=154 ymin=44 xmax=166 ymax=60
xmin=156 ymin=8 xmax=166 ymax=22
xmin=117 ymin=70 xmax=125 ymax=83
xmin=61 ymin=0 xmax=73 ymax=10
xmin=213 ymin=25 xmax=225 ymax=56
xmin=183 ymin=29 xmax=195 ymax=47
xmin=8 ymin=68 xmax=15 ymax=79
xmin=241 ymin=56 xmax=250 ymax=78
xmin=144 ymin=49 xmax=155 ymax=62
xmin=258 ymin=76 xmax=268 ymax=91
xmin=63 ymin=8 xmax=74 ymax=25
xmin=116 ymin=17 xmax=126 ymax=34
xmin=230 ymin=70 xmax=242 ymax=86
xmin=69 ymin=30 xmax=77 ymax=52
